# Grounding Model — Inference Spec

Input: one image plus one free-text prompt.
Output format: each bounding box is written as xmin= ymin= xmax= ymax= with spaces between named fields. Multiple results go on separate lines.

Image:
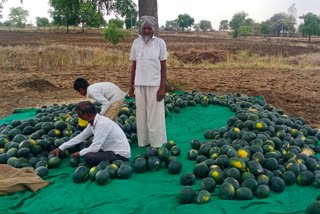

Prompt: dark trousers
xmin=83 ymin=151 xmax=129 ymax=166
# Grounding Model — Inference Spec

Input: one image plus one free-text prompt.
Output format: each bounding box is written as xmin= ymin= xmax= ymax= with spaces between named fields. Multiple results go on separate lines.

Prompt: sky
xmin=1 ymin=0 xmax=320 ymax=29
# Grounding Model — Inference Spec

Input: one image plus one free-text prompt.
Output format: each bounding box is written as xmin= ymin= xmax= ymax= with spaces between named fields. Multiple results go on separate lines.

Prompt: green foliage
xmin=79 ymin=1 xmax=105 ymax=31
xmin=299 ymin=12 xmax=320 ymax=42
xmin=88 ymin=0 xmax=136 ymax=17
xmin=49 ymin=0 xmax=107 ymax=32
xmin=230 ymin=12 xmax=254 ymax=38
xmin=103 ymin=23 xmax=127 ymax=46
xmin=2 ymin=20 xmax=10 ymax=27
xmin=108 ymin=18 xmax=124 ymax=28
xmin=229 ymin=12 xmax=249 ymax=30
xmin=219 ymin=20 xmax=229 ymax=31
xmin=124 ymin=8 xmax=137 ymax=29
xmin=199 ymin=20 xmax=212 ymax=32
xmin=177 ymin=13 xmax=194 ymax=31
xmin=36 ymin=17 xmax=50 ymax=27
xmin=49 ymin=0 xmax=80 ymax=32
xmin=8 ymin=7 xmax=29 ymax=28
xmin=259 ymin=22 xmax=270 ymax=35
xmin=238 ymin=25 xmax=253 ymax=37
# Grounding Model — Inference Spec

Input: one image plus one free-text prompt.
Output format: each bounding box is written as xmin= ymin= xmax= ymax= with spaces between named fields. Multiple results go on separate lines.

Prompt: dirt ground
xmin=0 ymin=30 xmax=320 ymax=128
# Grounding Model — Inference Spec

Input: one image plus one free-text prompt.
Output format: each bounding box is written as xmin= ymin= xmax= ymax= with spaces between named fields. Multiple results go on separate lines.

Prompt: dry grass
xmin=0 ymin=45 xmax=131 ymax=69
xmin=1 ymin=43 xmax=320 ymax=73
xmin=172 ymin=50 xmax=320 ymax=71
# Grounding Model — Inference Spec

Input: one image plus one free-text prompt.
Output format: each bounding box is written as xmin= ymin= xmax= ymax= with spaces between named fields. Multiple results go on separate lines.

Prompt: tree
xmin=177 ymin=13 xmax=194 ymax=31
xmin=238 ymin=25 xmax=253 ymax=37
xmin=199 ymin=20 xmax=212 ymax=32
xmin=8 ymin=7 xmax=29 ymax=27
xmin=108 ymin=18 xmax=124 ymax=28
xmin=3 ymin=20 xmax=11 ymax=26
xmin=268 ymin=12 xmax=295 ymax=36
xmin=219 ymin=20 xmax=229 ymax=31
xmin=36 ymin=17 xmax=49 ymax=27
xmin=259 ymin=21 xmax=270 ymax=36
xmin=49 ymin=0 xmax=80 ymax=33
xmin=229 ymin=12 xmax=254 ymax=38
xmin=124 ymin=8 xmax=137 ymax=29
xmin=0 ymin=3 xmax=3 ymax=20
xmin=299 ymin=13 xmax=320 ymax=42
xmin=165 ymin=19 xmax=179 ymax=30
xmin=78 ymin=0 xmax=105 ymax=32
xmin=103 ymin=22 xmax=128 ymax=66
xmin=138 ymin=0 xmax=159 ymax=36
xmin=104 ymin=23 xmax=127 ymax=46
xmin=229 ymin=12 xmax=248 ymax=30
xmin=287 ymin=3 xmax=297 ymax=34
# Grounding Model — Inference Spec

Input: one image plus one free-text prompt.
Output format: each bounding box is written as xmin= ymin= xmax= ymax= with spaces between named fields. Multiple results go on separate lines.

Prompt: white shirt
xmin=87 ymin=82 xmax=126 ymax=115
xmin=130 ymin=36 xmax=167 ymax=86
xmin=59 ymin=114 xmax=131 ymax=158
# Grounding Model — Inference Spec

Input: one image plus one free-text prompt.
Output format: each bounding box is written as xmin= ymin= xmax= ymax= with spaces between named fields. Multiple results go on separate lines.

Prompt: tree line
xmin=0 ymin=1 xmax=320 ymax=42
xmin=0 ymin=0 xmax=138 ymax=32
xmin=163 ymin=4 xmax=320 ymax=42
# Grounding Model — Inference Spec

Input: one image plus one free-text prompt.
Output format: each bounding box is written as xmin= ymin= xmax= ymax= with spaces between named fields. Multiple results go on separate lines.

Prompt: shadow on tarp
xmin=0 ymin=96 xmax=318 ymax=214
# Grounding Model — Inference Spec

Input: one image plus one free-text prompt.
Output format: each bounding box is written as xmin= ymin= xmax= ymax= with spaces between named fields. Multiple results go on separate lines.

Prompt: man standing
xmin=73 ymin=78 xmax=126 ymax=122
xmin=49 ymin=101 xmax=131 ymax=165
xmin=129 ymin=16 xmax=167 ymax=148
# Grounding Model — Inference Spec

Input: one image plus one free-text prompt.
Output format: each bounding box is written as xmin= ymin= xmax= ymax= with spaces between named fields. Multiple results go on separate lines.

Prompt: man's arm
xmin=157 ymin=60 xmax=167 ymax=101
xmin=89 ymin=92 xmax=111 ymax=115
xmin=60 ymin=126 xmax=92 ymax=150
xmin=129 ymin=61 xmax=136 ymax=98
xmin=48 ymin=126 xmax=92 ymax=157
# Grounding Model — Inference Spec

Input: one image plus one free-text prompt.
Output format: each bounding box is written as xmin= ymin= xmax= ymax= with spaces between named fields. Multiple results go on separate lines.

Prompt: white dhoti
xmin=135 ymin=86 xmax=167 ymax=148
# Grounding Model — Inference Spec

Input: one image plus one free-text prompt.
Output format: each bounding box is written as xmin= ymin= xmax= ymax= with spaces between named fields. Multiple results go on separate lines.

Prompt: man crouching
xmin=48 ymin=101 xmax=131 ymax=165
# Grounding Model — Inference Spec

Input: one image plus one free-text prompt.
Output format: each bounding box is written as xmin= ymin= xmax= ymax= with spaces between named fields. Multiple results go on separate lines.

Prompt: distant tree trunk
xmin=81 ymin=22 xmax=85 ymax=33
xmin=138 ymin=0 xmax=159 ymax=36
xmin=67 ymin=24 xmax=69 ymax=33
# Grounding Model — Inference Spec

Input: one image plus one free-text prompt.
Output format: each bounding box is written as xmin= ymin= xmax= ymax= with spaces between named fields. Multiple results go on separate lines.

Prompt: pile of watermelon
xmin=1 ymin=90 xmax=320 ymax=210
xmin=170 ymin=91 xmax=320 ymax=204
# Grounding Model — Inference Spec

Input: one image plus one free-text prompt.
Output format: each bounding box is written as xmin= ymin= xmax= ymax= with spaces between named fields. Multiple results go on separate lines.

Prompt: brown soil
xmin=173 ymin=48 xmax=227 ymax=63
xmin=0 ymin=30 xmax=320 ymax=128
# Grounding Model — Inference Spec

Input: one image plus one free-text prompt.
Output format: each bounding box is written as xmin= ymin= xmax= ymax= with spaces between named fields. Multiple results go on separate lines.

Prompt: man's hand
xmin=71 ymin=152 xmax=80 ymax=158
xmin=129 ymin=86 xmax=135 ymax=98
xmin=157 ymin=87 xmax=165 ymax=101
xmin=48 ymin=148 xmax=61 ymax=157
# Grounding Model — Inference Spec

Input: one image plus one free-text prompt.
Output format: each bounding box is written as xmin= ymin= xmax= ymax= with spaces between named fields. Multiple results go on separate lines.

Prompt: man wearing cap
xmin=129 ymin=16 xmax=167 ymax=148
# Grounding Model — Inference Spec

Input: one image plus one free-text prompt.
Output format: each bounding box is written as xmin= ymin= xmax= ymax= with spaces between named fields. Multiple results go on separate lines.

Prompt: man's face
xmin=77 ymin=110 xmax=89 ymax=121
xmin=142 ymin=23 xmax=153 ymax=37
xmin=76 ymin=88 xmax=86 ymax=96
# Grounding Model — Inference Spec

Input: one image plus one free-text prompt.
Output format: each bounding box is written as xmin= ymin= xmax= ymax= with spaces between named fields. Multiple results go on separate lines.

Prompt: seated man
xmin=49 ymin=101 xmax=131 ymax=165
xmin=73 ymin=78 xmax=126 ymax=122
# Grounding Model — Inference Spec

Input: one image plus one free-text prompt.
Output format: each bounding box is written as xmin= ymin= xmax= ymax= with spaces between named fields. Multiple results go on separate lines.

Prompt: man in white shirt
xmin=129 ymin=16 xmax=167 ymax=148
xmin=48 ymin=101 xmax=131 ymax=165
xmin=73 ymin=78 xmax=126 ymax=122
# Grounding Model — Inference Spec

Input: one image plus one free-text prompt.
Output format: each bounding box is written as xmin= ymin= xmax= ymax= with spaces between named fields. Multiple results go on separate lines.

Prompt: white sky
xmin=1 ymin=0 xmax=320 ymax=29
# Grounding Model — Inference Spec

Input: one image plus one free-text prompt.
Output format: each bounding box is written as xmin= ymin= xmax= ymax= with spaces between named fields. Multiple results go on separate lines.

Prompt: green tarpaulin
xmin=0 ymin=108 xmax=38 ymax=126
xmin=0 ymin=101 xmax=318 ymax=214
